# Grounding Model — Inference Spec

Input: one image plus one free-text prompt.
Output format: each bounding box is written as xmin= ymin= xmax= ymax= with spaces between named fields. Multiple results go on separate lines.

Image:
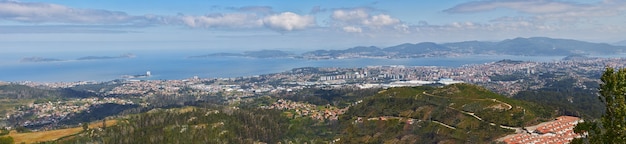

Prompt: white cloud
xmin=342 ymin=26 xmax=362 ymax=33
xmin=363 ymin=14 xmax=400 ymax=27
xmin=0 ymin=1 xmax=318 ymax=33
xmin=394 ymin=24 xmax=410 ymax=33
xmin=330 ymin=8 xmax=405 ymax=33
xmin=178 ymin=13 xmax=262 ymax=28
xmin=331 ymin=9 xmax=369 ymax=23
xmin=0 ymin=1 xmax=148 ymax=24
xmin=262 ymin=12 xmax=316 ymax=32
xmin=441 ymin=0 xmax=626 ymax=35
xmin=178 ymin=12 xmax=316 ymax=32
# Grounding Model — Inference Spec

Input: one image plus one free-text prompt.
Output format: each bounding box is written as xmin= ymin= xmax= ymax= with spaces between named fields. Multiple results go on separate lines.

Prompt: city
xmin=3 ymin=57 xmax=623 ymax=132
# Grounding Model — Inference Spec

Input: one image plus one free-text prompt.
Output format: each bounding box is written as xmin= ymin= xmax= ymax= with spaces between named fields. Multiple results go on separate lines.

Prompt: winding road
xmin=419 ymin=92 xmax=523 ymax=132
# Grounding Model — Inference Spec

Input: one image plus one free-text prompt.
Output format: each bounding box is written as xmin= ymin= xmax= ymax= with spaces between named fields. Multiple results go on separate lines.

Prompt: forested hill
xmin=52 ymin=84 xmax=557 ymax=143
xmin=0 ymin=84 xmax=94 ymax=99
xmin=338 ymin=84 xmax=555 ymax=143
xmin=189 ymin=37 xmax=626 ymax=59
xmin=299 ymin=37 xmax=626 ymax=59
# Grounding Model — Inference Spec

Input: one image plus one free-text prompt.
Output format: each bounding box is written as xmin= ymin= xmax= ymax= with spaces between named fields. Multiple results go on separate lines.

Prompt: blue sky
xmin=1 ymin=0 xmax=625 ymax=52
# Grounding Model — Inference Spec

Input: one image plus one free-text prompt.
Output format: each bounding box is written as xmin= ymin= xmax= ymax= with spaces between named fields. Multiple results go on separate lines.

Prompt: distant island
xmin=20 ymin=53 xmax=136 ymax=63
xmin=191 ymin=37 xmax=626 ymax=60
xmin=19 ymin=57 xmax=64 ymax=63
xmin=190 ymin=50 xmax=295 ymax=59
xmin=77 ymin=53 xmax=136 ymax=60
xmin=562 ymin=54 xmax=591 ymax=61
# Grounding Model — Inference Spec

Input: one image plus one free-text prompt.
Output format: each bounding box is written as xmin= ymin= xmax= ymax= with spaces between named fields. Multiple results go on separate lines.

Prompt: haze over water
xmin=0 ymin=50 xmax=574 ymax=82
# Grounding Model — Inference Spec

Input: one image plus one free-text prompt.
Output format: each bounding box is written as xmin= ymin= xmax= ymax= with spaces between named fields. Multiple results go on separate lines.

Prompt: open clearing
xmin=4 ymin=120 xmax=117 ymax=144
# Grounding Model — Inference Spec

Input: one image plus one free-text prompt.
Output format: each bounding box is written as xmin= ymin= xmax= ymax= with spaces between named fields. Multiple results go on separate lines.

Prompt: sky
xmin=1 ymin=0 xmax=625 ymax=53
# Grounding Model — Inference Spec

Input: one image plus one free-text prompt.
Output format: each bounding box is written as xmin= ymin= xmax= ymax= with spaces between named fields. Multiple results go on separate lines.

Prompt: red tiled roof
xmin=502 ymin=116 xmax=581 ymax=144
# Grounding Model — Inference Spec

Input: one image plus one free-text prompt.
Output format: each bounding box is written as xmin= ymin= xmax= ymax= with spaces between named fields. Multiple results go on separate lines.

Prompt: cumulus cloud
xmin=262 ymin=12 xmax=316 ymax=32
xmin=178 ymin=13 xmax=262 ymax=28
xmin=330 ymin=8 xmax=405 ymax=33
xmin=0 ymin=1 xmax=150 ymax=24
xmin=0 ymin=1 xmax=318 ymax=33
xmin=363 ymin=14 xmax=400 ymax=27
xmin=332 ymin=9 xmax=369 ymax=23
xmin=178 ymin=12 xmax=316 ymax=32
xmin=441 ymin=0 xmax=626 ymax=33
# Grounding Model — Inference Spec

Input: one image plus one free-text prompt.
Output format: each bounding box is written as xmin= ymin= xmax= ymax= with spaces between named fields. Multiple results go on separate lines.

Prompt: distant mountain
xmin=20 ymin=53 xmax=136 ymax=63
xmin=490 ymin=37 xmax=621 ymax=56
xmin=301 ymin=37 xmax=626 ymax=59
xmin=0 ymin=84 xmax=95 ymax=99
xmin=191 ymin=50 xmax=294 ymax=58
xmin=77 ymin=53 xmax=135 ymax=60
xmin=562 ymin=54 xmax=591 ymax=61
xmin=20 ymin=57 xmax=63 ymax=62
xmin=188 ymin=37 xmax=623 ymax=60
xmin=384 ymin=42 xmax=453 ymax=58
xmin=301 ymin=46 xmax=386 ymax=59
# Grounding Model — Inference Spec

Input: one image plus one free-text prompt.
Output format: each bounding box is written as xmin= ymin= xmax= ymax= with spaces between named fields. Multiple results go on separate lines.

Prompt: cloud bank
xmin=0 ymin=1 xmax=316 ymax=32
xmin=177 ymin=13 xmax=263 ymax=28
xmin=1 ymin=0 xmax=625 ymax=39
xmin=0 ymin=1 xmax=151 ymax=24
xmin=330 ymin=8 xmax=406 ymax=33
xmin=263 ymin=12 xmax=316 ymax=31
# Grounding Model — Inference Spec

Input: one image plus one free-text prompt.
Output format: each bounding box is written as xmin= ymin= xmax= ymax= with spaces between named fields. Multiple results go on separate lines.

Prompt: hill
xmin=300 ymin=37 xmax=626 ymax=59
xmin=47 ymin=84 xmax=556 ymax=143
xmin=338 ymin=84 xmax=554 ymax=143
xmin=0 ymin=84 xmax=95 ymax=100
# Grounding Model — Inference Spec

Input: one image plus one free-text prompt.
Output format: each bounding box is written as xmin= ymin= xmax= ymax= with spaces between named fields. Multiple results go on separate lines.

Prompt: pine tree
xmin=102 ymin=118 xmax=107 ymax=130
xmin=82 ymin=122 xmax=89 ymax=131
xmin=573 ymin=67 xmax=626 ymax=143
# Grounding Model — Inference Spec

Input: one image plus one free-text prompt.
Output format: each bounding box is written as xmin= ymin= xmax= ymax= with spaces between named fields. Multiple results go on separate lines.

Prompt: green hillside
xmin=44 ymin=84 xmax=555 ymax=143
xmin=339 ymin=84 xmax=555 ymax=143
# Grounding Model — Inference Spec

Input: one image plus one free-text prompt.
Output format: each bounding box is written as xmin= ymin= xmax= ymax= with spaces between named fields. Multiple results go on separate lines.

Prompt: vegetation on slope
xmin=514 ymin=78 xmax=604 ymax=119
xmin=339 ymin=84 xmax=555 ymax=143
xmin=573 ymin=67 xmax=626 ymax=143
xmin=14 ymin=84 xmax=558 ymax=143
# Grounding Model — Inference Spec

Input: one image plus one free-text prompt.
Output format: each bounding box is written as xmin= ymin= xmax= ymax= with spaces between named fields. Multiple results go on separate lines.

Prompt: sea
xmin=0 ymin=50 xmax=622 ymax=82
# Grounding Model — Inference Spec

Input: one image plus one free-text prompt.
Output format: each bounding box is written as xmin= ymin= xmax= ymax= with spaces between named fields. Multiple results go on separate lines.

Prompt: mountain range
xmin=301 ymin=37 xmax=626 ymax=59
xmin=192 ymin=37 xmax=626 ymax=59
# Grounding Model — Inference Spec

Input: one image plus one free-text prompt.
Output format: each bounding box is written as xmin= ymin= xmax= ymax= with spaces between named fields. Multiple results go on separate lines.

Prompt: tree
xmin=573 ymin=67 xmax=626 ymax=143
xmin=0 ymin=136 xmax=14 ymax=144
xmin=102 ymin=119 xmax=107 ymax=130
xmin=82 ymin=122 xmax=89 ymax=131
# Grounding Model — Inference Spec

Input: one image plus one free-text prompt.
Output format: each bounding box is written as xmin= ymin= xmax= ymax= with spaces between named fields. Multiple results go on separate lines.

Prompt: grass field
xmin=4 ymin=120 xmax=117 ymax=144
xmin=0 ymin=99 xmax=33 ymax=116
